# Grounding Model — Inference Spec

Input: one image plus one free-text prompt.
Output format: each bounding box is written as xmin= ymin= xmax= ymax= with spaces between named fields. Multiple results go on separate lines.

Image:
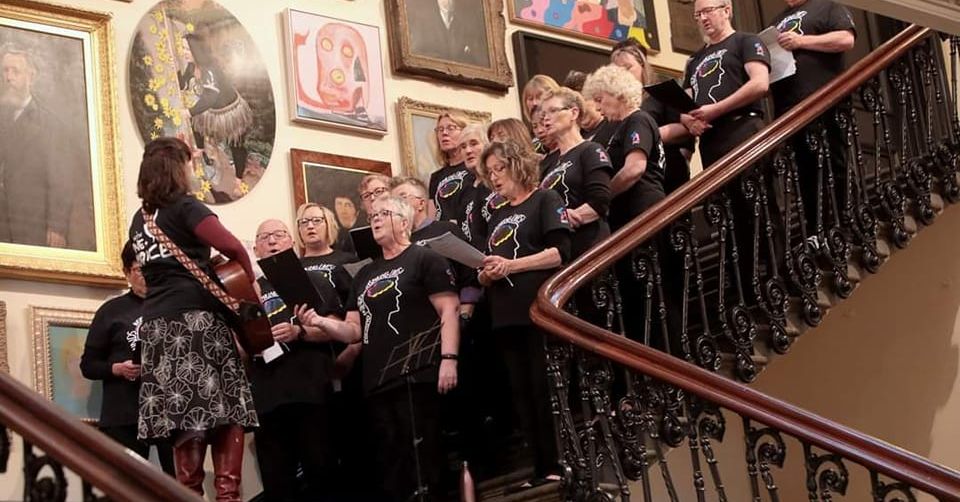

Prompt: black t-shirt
xmin=769 ymin=0 xmax=856 ymax=114
xmin=250 ymin=271 xmax=342 ymax=415
xmin=606 ymin=109 xmax=667 ymax=223
xmin=129 ymin=195 xmax=221 ymax=321
xmin=468 ymin=187 xmax=509 ymax=251
xmin=79 ymin=292 xmax=143 ymax=427
xmin=346 ymin=245 xmax=457 ymax=394
xmin=539 ymin=141 xmax=614 ymax=257
xmin=485 ymin=189 xmax=570 ymax=328
xmin=301 ymin=251 xmax=357 ymax=308
xmin=457 ymin=175 xmax=487 ymax=244
xmin=429 ymin=162 xmax=470 ymax=223
xmin=583 ymin=118 xmax=620 ymax=148
xmin=642 ymin=94 xmax=696 ymax=153
xmin=684 ymin=31 xmax=771 ymax=116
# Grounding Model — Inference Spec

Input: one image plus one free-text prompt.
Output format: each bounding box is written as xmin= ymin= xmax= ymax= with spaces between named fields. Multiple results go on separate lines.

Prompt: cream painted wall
xmin=0 ymin=0 xmax=691 ymax=499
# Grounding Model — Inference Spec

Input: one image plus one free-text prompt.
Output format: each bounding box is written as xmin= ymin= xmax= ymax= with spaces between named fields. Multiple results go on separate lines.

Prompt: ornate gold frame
xmin=396 ymin=97 xmax=492 ymax=180
xmin=31 ymin=306 xmax=96 ymax=422
xmin=0 ymin=0 xmax=125 ymax=287
xmin=383 ymin=0 xmax=514 ymax=92
xmin=0 ymin=302 xmax=7 ymax=374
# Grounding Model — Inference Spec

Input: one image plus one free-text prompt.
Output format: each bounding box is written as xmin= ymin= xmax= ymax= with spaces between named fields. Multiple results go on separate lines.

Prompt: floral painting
xmin=509 ymin=0 xmax=659 ymax=50
xmin=129 ymin=0 xmax=276 ymax=204
xmin=284 ymin=9 xmax=387 ymax=135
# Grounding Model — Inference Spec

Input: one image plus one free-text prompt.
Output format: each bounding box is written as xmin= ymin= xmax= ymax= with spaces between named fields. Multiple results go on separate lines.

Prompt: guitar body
xmin=210 ymin=255 xmax=274 ymax=354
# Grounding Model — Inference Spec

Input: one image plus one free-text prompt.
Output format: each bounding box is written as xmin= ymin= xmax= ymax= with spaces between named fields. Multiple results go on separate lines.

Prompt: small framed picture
xmin=31 ymin=307 xmax=99 ymax=423
xmin=396 ymin=97 xmax=491 ymax=183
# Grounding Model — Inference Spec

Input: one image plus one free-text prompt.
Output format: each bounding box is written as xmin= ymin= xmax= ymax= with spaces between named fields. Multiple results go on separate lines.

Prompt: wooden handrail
xmin=533 ymin=23 xmax=960 ymax=500
xmin=0 ymin=371 xmax=201 ymax=501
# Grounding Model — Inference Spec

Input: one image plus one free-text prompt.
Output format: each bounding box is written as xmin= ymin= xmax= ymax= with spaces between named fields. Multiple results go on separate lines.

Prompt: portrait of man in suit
xmin=405 ymin=0 xmax=491 ymax=67
xmin=0 ymin=36 xmax=94 ymax=251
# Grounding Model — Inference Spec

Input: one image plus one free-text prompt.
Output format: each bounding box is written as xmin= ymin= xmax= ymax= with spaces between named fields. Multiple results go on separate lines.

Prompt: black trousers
xmin=790 ymin=110 xmax=849 ymax=238
xmin=100 ymin=425 xmax=175 ymax=476
xmin=254 ymin=402 xmax=332 ymax=502
xmin=493 ymin=326 xmax=558 ymax=478
xmin=368 ymin=383 xmax=444 ymax=501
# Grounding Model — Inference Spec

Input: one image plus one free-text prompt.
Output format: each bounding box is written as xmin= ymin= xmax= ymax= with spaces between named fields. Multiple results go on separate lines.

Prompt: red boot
xmin=211 ymin=425 xmax=244 ymax=502
xmin=173 ymin=435 xmax=206 ymax=496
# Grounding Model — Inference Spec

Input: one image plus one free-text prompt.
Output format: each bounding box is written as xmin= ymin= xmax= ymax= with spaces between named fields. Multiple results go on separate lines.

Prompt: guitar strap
xmin=142 ymin=208 xmax=241 ymax=314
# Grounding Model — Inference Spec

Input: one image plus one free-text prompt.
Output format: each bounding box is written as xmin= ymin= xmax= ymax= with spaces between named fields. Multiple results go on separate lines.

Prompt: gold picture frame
xmin=383 ymin=0 xmax=513 ymax=92
xmin=396 ymin=97 xmax=492 ymax=183
xmin=0 ymin=301 xmax=7 ymax=374
xmin=31 ymin=306 xmax=99 ymax=423
xmin=0 ymin=0 xmax=125 ymax=287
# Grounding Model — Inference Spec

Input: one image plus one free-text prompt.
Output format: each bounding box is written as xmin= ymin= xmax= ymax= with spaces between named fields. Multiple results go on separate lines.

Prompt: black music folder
xmin=257 ymin=248 xmax=325 ymax=312
xmin=644 ymin=80 xmax=698 ymax=113
xmin=349 ymin=225 xmax=382 ymax=261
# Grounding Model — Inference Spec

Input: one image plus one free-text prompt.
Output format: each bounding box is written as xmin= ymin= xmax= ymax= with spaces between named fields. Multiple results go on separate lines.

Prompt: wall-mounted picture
xmin=129 ymin=0 xmax=277 ymax=204
xmin=384 ymin=0 xmax=513 ymax=92
xmin=284 ymin=9 xmax=387 ymax=135
xmin=31 ymin=307 xmax=100 ymax=422
xmin=0 ymin=301 xmax=7 ymax=374
xmin=509 ymin=0 xmax=660 ymax=51
xmin=396 ymin=97 xmax=491 ymax=183
xmin=290 ymin=149 xmax=392 ymax=244
xmin=0 ymin=0 xmax=125 ymax=287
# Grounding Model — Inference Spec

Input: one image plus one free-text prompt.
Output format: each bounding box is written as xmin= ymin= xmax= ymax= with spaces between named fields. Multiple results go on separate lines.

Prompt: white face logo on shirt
xmin=777 ymin=11 xmax=808 ymax=35
xmin=691 ymin=48 xmax=728 ymax=104
xmin=541 ymin=160 xmax=572 ymax=207
xmin=488 ymin=213 xmax=526 ymax=259
xmin=304 ymin=263 xmax=338 ymax=290
xmin=435 ymin=170 xmax=469 ymax=219
xmin=358 ymin=267 xmax=405 ymax=343
xmin=462 ymin=200 xmax=474 ymax=241
xmin=127 ymin=316 xmax=142 ymax=352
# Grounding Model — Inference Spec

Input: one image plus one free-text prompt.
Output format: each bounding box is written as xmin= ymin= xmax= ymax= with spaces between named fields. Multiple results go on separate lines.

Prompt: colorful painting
xmin=509 ymin=0 xmax=660 ymax=50
xmin=0 ymin=0 xmax=125 ymax=287
xmin=284 ymin=9 xmax=387 ymax=135
xmin=32 ymin=307 xmax=100 ymax=422
xmin=129 ymin=0 xmax=277 ymax=204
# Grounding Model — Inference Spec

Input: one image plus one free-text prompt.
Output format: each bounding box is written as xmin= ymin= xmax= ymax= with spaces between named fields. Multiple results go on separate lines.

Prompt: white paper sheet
xmin=758 ymin=27 xmax=797 ymax=83
xmin=421 ymin=231 xmax=486 ymax=269
xmin=343 ymin=258 xmax=373 ymax=278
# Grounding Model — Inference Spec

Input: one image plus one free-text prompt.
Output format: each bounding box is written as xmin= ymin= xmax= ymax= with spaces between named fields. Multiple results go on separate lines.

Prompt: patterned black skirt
xmin=137 ymin=310 xmax=258 ymax=440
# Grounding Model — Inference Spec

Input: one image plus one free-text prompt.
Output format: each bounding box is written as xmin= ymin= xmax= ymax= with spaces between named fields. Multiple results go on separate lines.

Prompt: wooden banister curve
xmin=0 ymin=371 xmax=201 ymax=501
xmin=533 ymin=23 xmax=960 ymax=500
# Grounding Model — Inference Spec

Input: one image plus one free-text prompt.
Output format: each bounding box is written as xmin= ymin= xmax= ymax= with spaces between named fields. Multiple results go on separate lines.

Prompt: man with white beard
xmin=0 ymin=44 xmax=73 ymax=247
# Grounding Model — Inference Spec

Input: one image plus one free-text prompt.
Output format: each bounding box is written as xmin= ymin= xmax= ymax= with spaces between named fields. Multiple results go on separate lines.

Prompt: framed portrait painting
xmin=290 ymin=149 xmax=392 ymax=243
xmin=509 ymin=0 xmax=660 ymax=50
xmin=31 ymin=307 xmax=100 ymax=422
xmin=383 ymin=0 xmax=513 ymax=92
xmin=0 ymin=0 xmax=125 ymax=287
xmin=283 ymin=9 xmax=387 ymax=135
xmin=396 ymin=97 xmax=491 ymax=183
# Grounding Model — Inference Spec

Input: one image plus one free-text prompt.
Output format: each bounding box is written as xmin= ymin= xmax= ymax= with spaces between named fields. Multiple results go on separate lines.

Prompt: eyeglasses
xmin=542 ymin=106 xmax=571 ymax=116
xmin=297 ymin=216 xmax=326 ymax=227
xmin=360 ymin=186 xmax=389 ymax=201
xmin=255 ymin=229 xmax=289 ymax=242
xmin=693 ymin=5 xmax=726 ymax=18
xmin=434 ymin=124 xmax=463 ymax=134
xmin=396 ymin=192 xmax=424 ymax=202
xmin=366 ymin=208 xmax=397 ymax=223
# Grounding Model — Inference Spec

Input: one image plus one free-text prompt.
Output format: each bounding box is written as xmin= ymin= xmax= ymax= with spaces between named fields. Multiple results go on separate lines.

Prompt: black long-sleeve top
xmin=79 ymin=291 xmax=143 ymax=427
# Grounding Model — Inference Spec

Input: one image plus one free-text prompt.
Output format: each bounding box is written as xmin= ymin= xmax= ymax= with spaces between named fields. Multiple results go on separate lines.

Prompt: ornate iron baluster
xmin=744 ymin=418 xmax=786 ymax=502
xmin=870 ymin=470 xmax=918 ymax=502
xmin=803 ymin=443 xmax=849 ymax=502
xmin=23 ymin=440 xmax=67 ymax=502
xmin=0 ymin=423 xmax=9 ymax=473
xmin=669 ymin=220 xmax=697 ymax=364
xmin=592 ymin=269 xmax=625 ymax=334
xmin=776 ymin=147 xmax=823 ymax=326
xmin=686 ymin=213 xmax=721 ymax=372
xmin=869 ymin=75 xmax=912 ymax=247
xmin=578 ymin=352 xmax=631 ymax=502
xmin=840 ymin=94 xmax=883 ymax=273
xmin=722 ymin=189 xmax=760 ymax=382
xmin=545 ymin=339 xmax=592 ymax=500
xmin=694 ymin=400 xmax=728 ymax=502
xmin=813 ymin=119 xmax=855 ymax=298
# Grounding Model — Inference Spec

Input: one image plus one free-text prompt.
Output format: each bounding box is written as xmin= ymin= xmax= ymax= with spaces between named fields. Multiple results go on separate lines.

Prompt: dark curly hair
xmin=137 ymin=137 xmax=192 ymax=212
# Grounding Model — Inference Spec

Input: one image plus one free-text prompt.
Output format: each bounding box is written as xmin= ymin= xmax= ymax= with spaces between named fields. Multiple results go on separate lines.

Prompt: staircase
xmin=524 ymin=24 xmax=960 ymax=502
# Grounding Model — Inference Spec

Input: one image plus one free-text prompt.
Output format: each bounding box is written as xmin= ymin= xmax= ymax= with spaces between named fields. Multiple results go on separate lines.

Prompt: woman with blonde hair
xmin=520 ymin=74 xmax=560 ymax=124
xmin=487 ymin=118 xmax=538 ymax=158
xmin=428 ymin=110 xmax=471 ymax=223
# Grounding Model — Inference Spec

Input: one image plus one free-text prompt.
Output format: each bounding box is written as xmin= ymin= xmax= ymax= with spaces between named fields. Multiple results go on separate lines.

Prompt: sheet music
xmin=758 ymin=27 xmax=797 ymax=83
xmin=343 ymin=258 xmax=373 ymax=278
xmin=643 ymin=80 xmax=698 ymax=113
xmin=420 ymin=231 xmax=486 ymax=269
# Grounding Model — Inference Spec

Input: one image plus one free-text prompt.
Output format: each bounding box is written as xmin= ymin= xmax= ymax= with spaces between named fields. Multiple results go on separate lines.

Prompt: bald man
xmin=249 ymin=218 xmax=351 ymax=502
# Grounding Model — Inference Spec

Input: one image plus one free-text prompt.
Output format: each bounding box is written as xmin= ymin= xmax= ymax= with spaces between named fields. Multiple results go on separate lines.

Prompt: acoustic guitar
xmin=210 ymin=254 xmax=274 ymax=354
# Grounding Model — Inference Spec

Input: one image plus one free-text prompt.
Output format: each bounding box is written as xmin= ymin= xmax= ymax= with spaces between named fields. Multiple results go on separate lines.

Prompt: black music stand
xmin=378 ymin=322 xmax=442 ymax=502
